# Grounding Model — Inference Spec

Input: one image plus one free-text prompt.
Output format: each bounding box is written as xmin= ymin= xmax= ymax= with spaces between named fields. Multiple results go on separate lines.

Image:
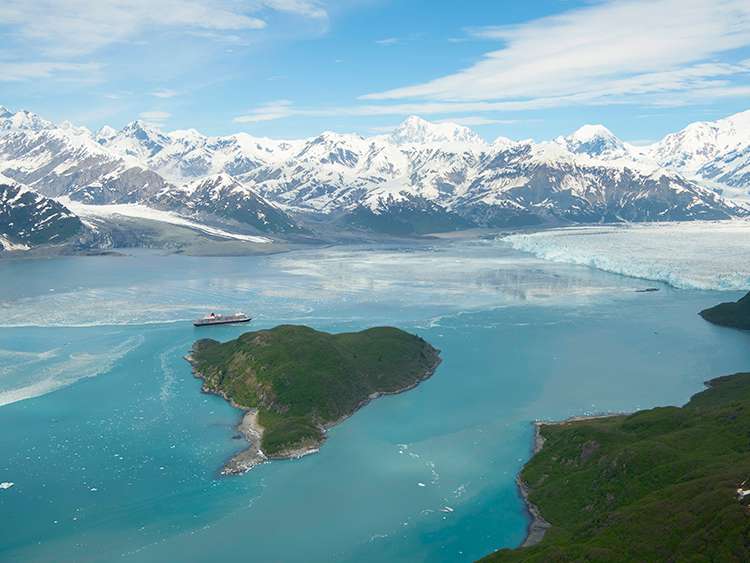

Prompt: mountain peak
xmin=121 ymin=119 xmax=164 ymax=135
xmin=719 ymin=109 xmax=750 ymax=130
xmin=0 ymin=109 xmax=54 ymax=132
xmin=101 ymin=120 xmax=171 ymax=159
xmin=570 ymin=124 xmax=617 ymax=142
xmin=389 ymin=116 xmax=484 ymax=146
xmin=95 ymin=125 xmax=117 ymax=142
xmin=558 ymin=123 xmax=626 ymax=158
xmin=648 ymin=109 xmax=750 ymax=173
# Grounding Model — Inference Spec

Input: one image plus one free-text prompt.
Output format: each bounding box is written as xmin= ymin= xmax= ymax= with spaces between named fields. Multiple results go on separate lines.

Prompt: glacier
xmin=504 ymin=221 xmax=750 ymax=291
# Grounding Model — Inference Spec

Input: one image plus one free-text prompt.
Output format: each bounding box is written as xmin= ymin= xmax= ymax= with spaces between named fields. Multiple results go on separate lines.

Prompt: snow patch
xmin=59 ymin=198 xmax=271 ymax=244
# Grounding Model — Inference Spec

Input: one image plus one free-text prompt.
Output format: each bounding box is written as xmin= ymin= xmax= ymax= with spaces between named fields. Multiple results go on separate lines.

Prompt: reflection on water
xmin=0 ymin=240 xmax=642 ymax=328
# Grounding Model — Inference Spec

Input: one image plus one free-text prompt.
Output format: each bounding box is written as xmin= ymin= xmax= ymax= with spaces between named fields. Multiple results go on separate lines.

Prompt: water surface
xmin=1 ymin=239 xmax=749 ymax=562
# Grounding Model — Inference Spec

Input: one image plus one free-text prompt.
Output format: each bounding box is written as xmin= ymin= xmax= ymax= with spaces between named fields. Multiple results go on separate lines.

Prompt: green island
xmin=188 ymin=324 xmax=441 ymax=474
xmin=700 ymin=291 xmax=750 ymax=330
xmin=484 ymin=295 xmax=750 ymax=562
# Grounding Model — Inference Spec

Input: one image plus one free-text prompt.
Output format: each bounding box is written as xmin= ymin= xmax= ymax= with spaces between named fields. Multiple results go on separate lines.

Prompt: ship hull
xmin=193 ymin=317 xmax=251 ymax=327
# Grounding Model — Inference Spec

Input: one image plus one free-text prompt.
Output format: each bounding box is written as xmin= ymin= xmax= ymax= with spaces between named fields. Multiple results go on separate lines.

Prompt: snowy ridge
xmin=0 ymin=104 xmax=749 ymax=241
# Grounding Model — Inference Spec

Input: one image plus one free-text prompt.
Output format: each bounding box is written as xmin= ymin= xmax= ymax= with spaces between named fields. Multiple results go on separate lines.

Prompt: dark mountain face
xmin=152 ymin=174 xmax=302 ymax=234
xmin=0 ymin=183 xmax=84 ymax=249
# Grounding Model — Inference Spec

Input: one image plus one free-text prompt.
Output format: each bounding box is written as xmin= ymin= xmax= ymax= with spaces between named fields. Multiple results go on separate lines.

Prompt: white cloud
xmin=233 ymin=100 xmax=295 ymax=123
xmin=363 ymin=0 xmax=750 ymax=106
xmin=0 ymin=61 xmax=101 ymax=81
xmin=151 ymin=89 xmax=179 ymax=98
xmin=435 ymin=116 xmax=518 ymax=127
xmin=0 ymin=0 xmax=272 ymax=57
xmin=375 ymin=38 xmax=399 ymax=46
xmin=258 ymin=0 xmax=327 ymax=19
xmin=139 ymin=110 xmax=171 ymax=120
xmin=138 ymin=110 xmax=171 ymax=128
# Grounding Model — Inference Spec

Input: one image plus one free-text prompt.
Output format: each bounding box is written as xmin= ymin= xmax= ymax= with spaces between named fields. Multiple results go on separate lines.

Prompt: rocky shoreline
xmin=518 ymin=414 xmax=625 ymax=547
xmin=187 ymin=350 xmax=442 ymax=476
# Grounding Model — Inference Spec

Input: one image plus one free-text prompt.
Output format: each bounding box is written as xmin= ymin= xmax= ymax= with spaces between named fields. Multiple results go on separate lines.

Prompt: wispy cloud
xmin=138 ymin=110 xmax=171 ymax=127
xmin=139 ymin=110 xmax=171 ymax=120
xmin=0 ymin=1 xmax=269 ymax=58
xmin=259 ymin=0 xmax=327 ymax=19
xmin=375 ymin=32 xmax=424 ymax=47
xmin=375 ymin=37 xmax=399 ymax=46
xmin=230 ymin=0 xmax=750 ymax=126
xmin=234 ymin=99 xmax=548 ymax=122
xmin=362 ymin=0 xmax=750 ymax=109
xmin=151 ymin=89 xmax=179 ymax=98
xmin=435 ymin=116 xmax=518 ymax=127
xmin=0 ymin=61 xmax=101 ymax=81
xmin=234 ymin=100 xmax=295 ymax=123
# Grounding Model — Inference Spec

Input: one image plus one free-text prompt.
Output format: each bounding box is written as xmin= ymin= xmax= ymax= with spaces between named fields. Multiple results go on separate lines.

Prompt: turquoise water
xmin=1 ymin=240 xmax=749 ymax=562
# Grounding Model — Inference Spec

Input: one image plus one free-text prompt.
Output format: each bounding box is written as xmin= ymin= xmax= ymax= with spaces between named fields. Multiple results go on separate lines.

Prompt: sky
xmin=2 ymin=0 xmax=750 ymax=143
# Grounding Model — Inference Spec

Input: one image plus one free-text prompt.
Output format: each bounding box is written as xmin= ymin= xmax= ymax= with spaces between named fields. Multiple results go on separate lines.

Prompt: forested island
xmin=700 ymin=291 xmax=750 ymax=330
xmin=484 ymin=294 xmax=750 ymax=561
xmin=188 ymin=325 xmax=440 ymax=474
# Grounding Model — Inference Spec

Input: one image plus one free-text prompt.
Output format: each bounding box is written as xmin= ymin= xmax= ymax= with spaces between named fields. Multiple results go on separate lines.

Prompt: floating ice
xmin=0 ymin=335 xmax=143 ymax=407
xmin=0 ymin=482 xmax=14 ymax=490
xmin=505 ymin=221 xmax=750 ymax=291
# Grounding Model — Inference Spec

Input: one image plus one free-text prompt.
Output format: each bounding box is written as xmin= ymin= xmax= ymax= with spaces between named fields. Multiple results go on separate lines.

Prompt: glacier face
xmin=504 ymin=221 xmax=750 ymax=291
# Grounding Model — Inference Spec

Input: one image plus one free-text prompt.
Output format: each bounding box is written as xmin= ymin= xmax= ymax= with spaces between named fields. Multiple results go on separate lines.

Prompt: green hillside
xmin=700 ymin=292 xmax=750 ymax=330
xmin=190 ymin=325 xmax=440 ymax=456
xmin=484 ymin=372 xmax=750 ymax=562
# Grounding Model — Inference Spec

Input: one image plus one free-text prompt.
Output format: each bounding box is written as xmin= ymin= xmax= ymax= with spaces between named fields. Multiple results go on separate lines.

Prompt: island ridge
xmin=188 ymin=324 xmax=441 ymax=474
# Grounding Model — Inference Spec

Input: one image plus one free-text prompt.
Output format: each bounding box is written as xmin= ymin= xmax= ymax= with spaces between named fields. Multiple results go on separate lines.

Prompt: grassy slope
xmin=700 ymin=292 xmax=750 ymax=330
xmin=484 ymin=372 xmax=750 ymax=562
xmin=191 ymin=325 xmax=440 ymax=455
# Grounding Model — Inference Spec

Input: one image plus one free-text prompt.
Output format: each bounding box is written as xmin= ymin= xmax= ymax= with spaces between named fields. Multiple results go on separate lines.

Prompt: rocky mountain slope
xmin=0 ymin=175 xmax=84 ymax=250
xmin=646 ymin=110 xmax=750 ymax=196
xmin=0 ymin=104 xmax=748 ymax=249
xmin=152 ymin=173 xmax=301 ymax=234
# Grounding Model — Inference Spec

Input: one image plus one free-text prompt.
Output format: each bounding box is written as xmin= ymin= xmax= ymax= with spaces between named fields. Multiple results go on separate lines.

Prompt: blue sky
xmin=2 ymin=0 xmax=750 ymax=143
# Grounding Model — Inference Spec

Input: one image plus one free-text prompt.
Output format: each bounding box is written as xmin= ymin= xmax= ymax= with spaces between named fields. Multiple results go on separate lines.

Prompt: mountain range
xmin=0 ymin=104 xmax=748 ymax=250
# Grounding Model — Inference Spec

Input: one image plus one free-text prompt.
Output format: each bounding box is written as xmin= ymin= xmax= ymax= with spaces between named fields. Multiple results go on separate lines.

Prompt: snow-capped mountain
xmin=152 ymin=173 xmax=301 ymax=233
xmin=388 ymin=116 xmax=484 ymax=146
xmin=0 ymin=106 xmax=54 ymax=132
xmin=0 ymin=103 xmax=748 ymax=249
xmin=0 ymin=176 xmax=84 ymax=250
xmin=456 ymin=140 xmax=737 ymax=226
xmin=647 ymin=110 xmax=750 ymax=175
xmin=555 ymin=124 xmax=634 ymax=160
xmin=0 ymin=110 xmax=146 ymax=200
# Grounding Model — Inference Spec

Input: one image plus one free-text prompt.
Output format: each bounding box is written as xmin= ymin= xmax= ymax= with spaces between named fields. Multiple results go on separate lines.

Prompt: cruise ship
xmin=193 ymin=312 xmax=251 ymax=327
